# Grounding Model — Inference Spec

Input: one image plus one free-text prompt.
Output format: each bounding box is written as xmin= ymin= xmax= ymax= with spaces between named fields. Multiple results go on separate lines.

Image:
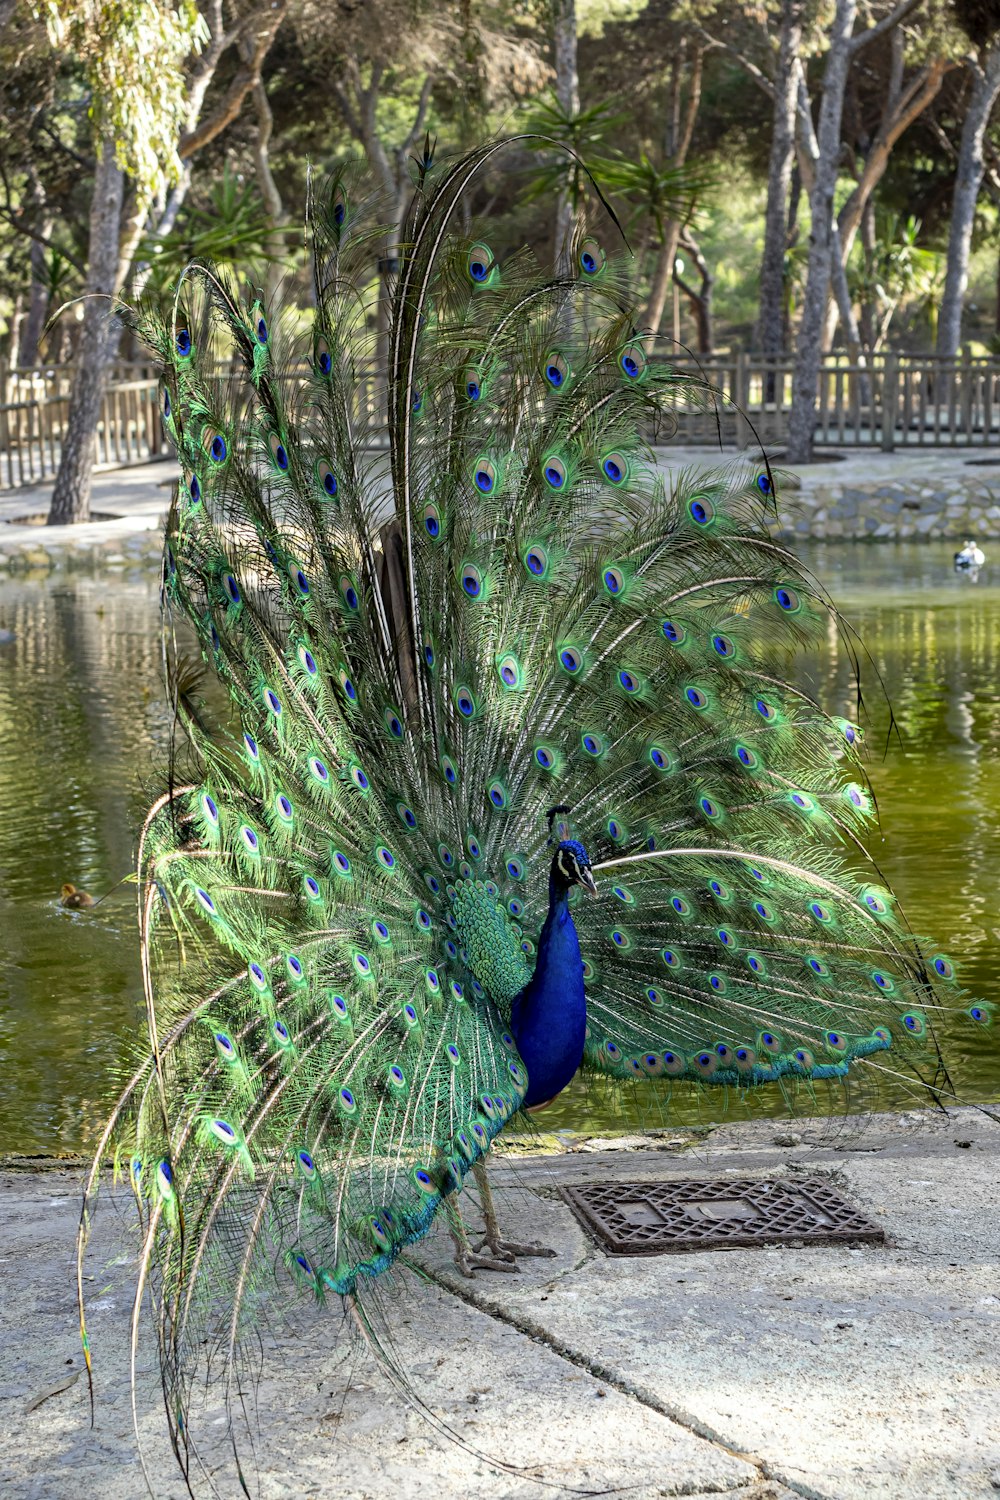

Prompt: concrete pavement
xmin=2 ymin=1105 xmax=998 ymax=1499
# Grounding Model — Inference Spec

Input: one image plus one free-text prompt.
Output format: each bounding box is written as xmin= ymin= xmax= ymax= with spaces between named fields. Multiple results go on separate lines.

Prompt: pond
xmin=1 ymin=542 xmax=998 ymax=1156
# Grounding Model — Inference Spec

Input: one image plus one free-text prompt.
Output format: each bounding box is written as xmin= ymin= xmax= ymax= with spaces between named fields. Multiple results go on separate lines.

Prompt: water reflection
xmin=0 ymin=568 xmax=171 ymax=1153
xmin=0 ymin=544 xmax=997 ymax=1153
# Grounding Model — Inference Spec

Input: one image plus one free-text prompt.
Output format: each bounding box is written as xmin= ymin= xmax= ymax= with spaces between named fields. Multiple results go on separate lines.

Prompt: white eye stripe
xmin=557 ymin=849 xmax=573 ymax=879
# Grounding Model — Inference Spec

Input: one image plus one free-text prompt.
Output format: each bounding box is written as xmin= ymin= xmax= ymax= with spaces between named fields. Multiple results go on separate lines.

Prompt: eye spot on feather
xmin=774 ymin=585 xmax=800 ymax=613
xmin=933 ymin=955 xmax=954 ymax=978
xmin=579 ymin=238 xmax=605 ymax=274
xmin=423 ymin=503 xmax=441 ymax=539
xmin=175 ymin=327 xmax=192 ymax=357
xmin=184 ymin=472 xmax=201 ymax=506
xmin=662 ymin=619 xmax=685 ymax=643
xmin=498 ymin=654 xmax=522 ymax=688
xmin=316 ymin=340 xmax=332 ymax=375
xmin=162 ymin=388 xmax=171 ymax=419
xmin=506 ymin=856 xmax=524 ymax=880
xmin=685 ymin=685 xmax=708 ymax=709
xmin=661 ymin=948 xmax=682 ymax=969
xmin=332 ymin=851 xmax=352 ymax=877
xmin=756 ymin=471 xmax=772 ymax=495
xmin=534 ymin=744 xmax=556 ymax=769
xmin=316 ymin=461 xmax=338 ymax=499
xmin=618 ymin=669 xmax=640 ymax=693
xmin=203 ymin=427 xmax=228 ymax=464
xmin=735 ymin=744 xmax=758 ymax=768
xmin=544 ymin=352 xmax=569 ymax=389
xmin=754 ymin=698 xmax=777 ymax=722
xmin=747 ymin=952 xmax=765 ymax=973
xmin=807 ymin=956 xmax=829 ymax=976
xmin=269 ymin=433 xmax=289 ymax=471
xmin=467 ymin=243 xmax=493 ymax=283
xmin=224 ymin=573 xmax=241 ymax=606
xmin=461 ymin=564 xmax=483 ymax=598
xmin=264 ymin=687 xmax=281 ymax=716
xmin=487 ymin=780 xmax=508 ymax=809
xmin=248 ymin=961 xmax=268 ymax=991
xmin=543 ymin=455 xmax=567 ymax=490
xmin=525 ymin=545 xmax=549 ymax=578
xmin=275 ymin=793 xmax=294 ymax=822
xmin=809 ymin=900 xmax=831 ymax=923
xmin=473 ymin=458 xmax=496 ymax=493
xmin=195 ymin=887 xmax=216 ymax=915
xmin=582 ymin=732 xmax=605 ymax=756
xmin=688 ymin=495 xmax=715 ymax=525
xmin=602 ymin=452 xmax=628 ymax=484
xmin=240 ymin=825 xmax=259 ymax=853
xmin=603 ymin=566 xmax=625 ymax=596
xmin=712 ymin=634 xmax=735 ymax=659
xmin=558 ymin=645 xmax=583 ymax=674
xmin=339 ymin=576 xmax=359 ymax=610
xmin=385 ymin=708 xmax=403 ymax=738
xmin=620 ymin=343 xmax=646 ymax=379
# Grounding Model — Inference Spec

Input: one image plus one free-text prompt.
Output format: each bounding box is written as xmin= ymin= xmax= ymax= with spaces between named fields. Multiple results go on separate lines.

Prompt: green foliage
xmin=138 ymin=169 xmax=295 ymax=293
xmin=39 ymin=0 xmax=207 ymax=203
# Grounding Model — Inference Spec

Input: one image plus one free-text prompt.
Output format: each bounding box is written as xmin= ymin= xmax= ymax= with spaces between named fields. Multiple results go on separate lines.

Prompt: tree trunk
xmin=787 ymin=0 xmax=857 ymax=464
xmin=757 ymin=0 xmax=802 ymax=365
xmin=552 ymin=0 xmax=579 ymax=276
xmin=936 ymin=46 xmax=1000 ymax=357
xmin=18 ymin=171 xmax=51 ymax=367
xmin=676 ymin=230 xmax=714 ymax=354
xmin=821 ymin=52 xmax=947 ymax=348
xmin=643 ymin=223 xmax=682 ymax=338
xmin=48 ymin=134 xmax=124 ymax=526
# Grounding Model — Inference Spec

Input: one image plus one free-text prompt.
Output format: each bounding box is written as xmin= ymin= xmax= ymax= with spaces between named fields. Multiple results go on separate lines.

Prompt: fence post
xmin=960 ymin=345 xmax=973 ymax=440
xmin=881 ymin=353 xmax=898 ymax=452
xmin=734 ymin=350 xmax=750 ymax=449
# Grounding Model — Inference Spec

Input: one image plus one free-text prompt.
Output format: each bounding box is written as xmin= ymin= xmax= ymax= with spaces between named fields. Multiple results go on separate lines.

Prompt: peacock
xmin=78 ymin=136 xmax=990 ymax=1488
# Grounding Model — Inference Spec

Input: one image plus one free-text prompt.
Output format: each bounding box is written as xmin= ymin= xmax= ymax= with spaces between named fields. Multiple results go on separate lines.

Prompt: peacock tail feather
xmin=79 ymin=136 xmax=989 ymax=1479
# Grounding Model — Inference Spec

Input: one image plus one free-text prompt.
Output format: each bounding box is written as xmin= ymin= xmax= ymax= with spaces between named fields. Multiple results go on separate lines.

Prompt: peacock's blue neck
xmin=510 ymin=872 xmax=587 ymax=1109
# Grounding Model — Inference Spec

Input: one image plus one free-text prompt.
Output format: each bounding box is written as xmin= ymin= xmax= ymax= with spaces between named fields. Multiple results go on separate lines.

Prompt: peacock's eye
xmin=467 ymin=242 xmax=493 ymax=283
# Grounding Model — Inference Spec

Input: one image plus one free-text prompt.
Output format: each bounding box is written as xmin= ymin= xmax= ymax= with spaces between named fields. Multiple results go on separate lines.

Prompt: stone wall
xmin=659 ymin=447 xmax=1000 ymax=543
xmin=771 ymin=471 xmax=1000 ymax=542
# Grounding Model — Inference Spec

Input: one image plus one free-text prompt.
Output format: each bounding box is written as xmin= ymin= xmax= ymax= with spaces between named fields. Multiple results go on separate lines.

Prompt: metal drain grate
xmin=561 ymin=1176 xmax=884 ymax=1255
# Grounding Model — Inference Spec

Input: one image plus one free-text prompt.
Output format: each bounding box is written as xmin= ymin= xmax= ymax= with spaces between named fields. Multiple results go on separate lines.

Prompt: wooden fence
xmin=0 ymin=362 xmax=165 ymax=492
xmin=3 ymin=350 xmax=1000 ymax=492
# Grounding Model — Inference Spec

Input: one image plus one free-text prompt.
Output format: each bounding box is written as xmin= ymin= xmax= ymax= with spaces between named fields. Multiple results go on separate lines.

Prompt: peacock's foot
xmin=451 ymin=1244 xmax=523 ymax=1278
xmin=473 ymin=1234 xmax=557 ymax=1261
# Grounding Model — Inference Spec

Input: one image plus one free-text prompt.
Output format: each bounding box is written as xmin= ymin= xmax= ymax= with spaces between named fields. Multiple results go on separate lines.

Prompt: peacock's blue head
xmin=552 ymin=839 xmax=598 ymax=898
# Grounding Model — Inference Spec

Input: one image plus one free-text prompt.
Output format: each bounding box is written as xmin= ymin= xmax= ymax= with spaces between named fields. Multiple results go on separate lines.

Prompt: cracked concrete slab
xmin=417 ymin=1107 xmax=1000 ymax=1500
xmin=2 ymin=1169 xmax=766 ymax=1499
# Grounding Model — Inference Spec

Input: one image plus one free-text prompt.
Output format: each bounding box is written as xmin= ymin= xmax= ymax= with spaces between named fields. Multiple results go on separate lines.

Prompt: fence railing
xmin=0 ymin=362 xmax=165 ymax=492
xmin=3 ymin=350 xmax=999 ymax=493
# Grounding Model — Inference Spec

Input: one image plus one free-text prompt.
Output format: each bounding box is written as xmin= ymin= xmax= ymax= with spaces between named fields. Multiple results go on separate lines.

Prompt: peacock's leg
xmin=471 ymin=1159 xmax=556 ymax=1262
xmin=444 ymin=1190 xmax=520 ymax=1277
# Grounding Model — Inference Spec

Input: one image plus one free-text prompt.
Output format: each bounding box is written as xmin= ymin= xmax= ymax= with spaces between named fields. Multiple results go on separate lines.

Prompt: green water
xmin=0 ymin=544 xmax=998 ymax=1155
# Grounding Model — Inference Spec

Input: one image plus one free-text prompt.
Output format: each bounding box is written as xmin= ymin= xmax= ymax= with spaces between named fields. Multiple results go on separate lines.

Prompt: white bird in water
xmin=954 ymin=539 xmax=986 ymax=569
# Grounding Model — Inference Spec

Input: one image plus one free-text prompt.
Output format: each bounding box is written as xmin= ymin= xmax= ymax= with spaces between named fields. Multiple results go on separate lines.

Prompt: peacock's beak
xmin=578 ymin=866 xmax=598 ymax=898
